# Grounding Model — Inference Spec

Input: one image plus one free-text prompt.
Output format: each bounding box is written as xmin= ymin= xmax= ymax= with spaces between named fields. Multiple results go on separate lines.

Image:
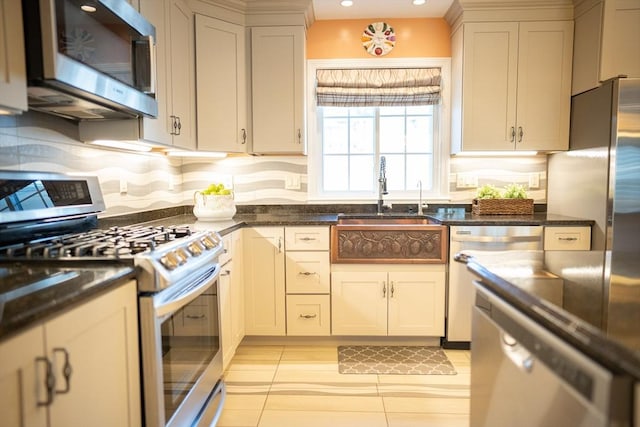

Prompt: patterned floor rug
xmin=337 ymin=345 xmax=457 ymax=375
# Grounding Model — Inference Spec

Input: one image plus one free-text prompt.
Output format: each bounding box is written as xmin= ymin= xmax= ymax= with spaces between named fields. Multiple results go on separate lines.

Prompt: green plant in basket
xmin=476 ymin=184 xmax=502 ymax=199
xmin=502 ymin=183 xmax=528 ymax=199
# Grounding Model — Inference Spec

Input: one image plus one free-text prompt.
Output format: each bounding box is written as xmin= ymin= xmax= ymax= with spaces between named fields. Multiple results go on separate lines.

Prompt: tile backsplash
xmin=2 ymin=113 xmax=547 ymax=217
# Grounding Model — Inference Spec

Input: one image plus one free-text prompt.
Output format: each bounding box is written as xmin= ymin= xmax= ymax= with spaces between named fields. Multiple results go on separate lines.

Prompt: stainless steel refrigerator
xmin=546 ymin=77 xmax=640 ymax=352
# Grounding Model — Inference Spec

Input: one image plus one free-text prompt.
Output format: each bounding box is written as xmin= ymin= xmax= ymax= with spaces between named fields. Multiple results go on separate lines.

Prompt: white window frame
xmin=306 ymin=57 xmax=451 ymax=203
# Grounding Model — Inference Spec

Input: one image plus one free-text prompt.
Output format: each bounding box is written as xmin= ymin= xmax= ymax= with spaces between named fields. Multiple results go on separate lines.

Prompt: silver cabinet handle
xmin=558 ymin=237 xmax=578 ymax=241
xmin=299 ymin=237 xmax=316 ymax=241
xmin=53 ymin=348 xmax=72 ymax=394
xmin=297 ymin=128 xmax=302 ymax=144
xmin=510 ymin=126 xmax=516 ymax=142
xmin=176 ymin=116 xmax=182 ymax=135
xmin=36 ymin=356 xmax=55 ymax=406
xmin=278 ymin=237 xmax=282 ymax=253
xmin=382 ymin=281 xmax=387 ymax=298
xmin=241 ymin=128 xmax=247 ymax=144
xmin=518 ymin=126 xmax=523 ymax=142
xmin=186 ymin=314 xmax=206 ymax=319
xmin=298 ymin=271 xmax=316 ymax=276
xmin=390 ymin=281 xmax=395 ymax=298
xmin=170 ymin=115 xmax=177 ymax=135
xmin=299 ymin=314 xmax=317 ymax=319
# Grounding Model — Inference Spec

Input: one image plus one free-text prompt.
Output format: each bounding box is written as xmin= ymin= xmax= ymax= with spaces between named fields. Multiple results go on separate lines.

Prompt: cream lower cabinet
xmin=0 ymin=281 xmax=141 ymax=427
xmin=452 ymin=20 xmax=573 ymax=153
xmin=244 ymin=227 xmax=286 ymax=335
xmin=544 ymin=226 xmax=592 ymax=251
xmin=331 ymin=267 xmax=445 ymax=336
xmin=220 ymin=230 xmax=245 ymax=369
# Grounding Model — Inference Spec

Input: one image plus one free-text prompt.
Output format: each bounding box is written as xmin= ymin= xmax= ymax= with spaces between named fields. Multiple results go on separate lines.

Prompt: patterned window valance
xmin=315 ymin=68 xmax=441 ymax=107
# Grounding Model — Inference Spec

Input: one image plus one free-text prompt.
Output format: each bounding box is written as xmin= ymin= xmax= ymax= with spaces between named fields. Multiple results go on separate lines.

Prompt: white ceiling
xmin=312 ymin=0 xmax=456 ymax=20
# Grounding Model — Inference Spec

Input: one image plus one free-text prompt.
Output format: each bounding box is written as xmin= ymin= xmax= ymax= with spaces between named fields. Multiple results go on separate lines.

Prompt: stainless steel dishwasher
xmin=471 ymin=282 xmax=632 ymax=427
xmin=445 ymin=226 xmax=543 ymax=347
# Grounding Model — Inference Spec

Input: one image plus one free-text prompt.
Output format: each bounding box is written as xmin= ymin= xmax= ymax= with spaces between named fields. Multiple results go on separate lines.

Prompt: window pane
xmin=406 ymin=105 xmax=432 ymax=115
xmin=406 ymin=116 xmax=433 ymax=153
xmin=323 ymin=117 xmax=349 ymax=154
xmin=322 ymin=107 xmax=347 ymax=117
xmin=384 ymin=154 xmax=405 ymax=191
xmin=350 ymin=155 xmax=374 ymax=191
xmin=350 ymin=117 xmax=374 ymax=154
xmin=350 ymin=107 xmax=375 ymax=117
xmin=407 ymin=154 xmax=433 ymax=190
xmin=323 ymin=155 xmax=348 ymax=191
xmin=380 ymin=106 xmax=405 ymax=116
xmin=380 ymin=116 xmax=405 ymax=154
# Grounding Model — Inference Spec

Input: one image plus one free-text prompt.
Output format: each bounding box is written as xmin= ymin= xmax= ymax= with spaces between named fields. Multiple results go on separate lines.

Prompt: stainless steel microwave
xmin=22 ymin=0 xmax=158 ymax=120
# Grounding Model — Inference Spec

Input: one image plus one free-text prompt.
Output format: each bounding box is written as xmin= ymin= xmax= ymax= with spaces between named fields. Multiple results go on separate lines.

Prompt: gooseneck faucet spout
xmin=377 ymin=156 xmax=388 ymax=215
xmin=417 ymin=180 xmax=424 ymax=215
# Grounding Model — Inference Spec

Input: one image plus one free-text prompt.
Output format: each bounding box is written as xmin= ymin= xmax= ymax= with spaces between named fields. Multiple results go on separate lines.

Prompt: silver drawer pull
xmin=36 ymin=356 xmax=55 ymax=406
xmin=298 ymin=271 xmax=317 ymax=276
xmin=558 ymin=237 xmax=578 ymax=241
xmin=299 ymin=314 xmax=317 ymax=319
xmin=53 ymin=348 xmax=72 ymax=395
xmin=299 ymin=237 xmax=316 ymax=241
xmin=186 ymin=314 xmax=206 ymax=319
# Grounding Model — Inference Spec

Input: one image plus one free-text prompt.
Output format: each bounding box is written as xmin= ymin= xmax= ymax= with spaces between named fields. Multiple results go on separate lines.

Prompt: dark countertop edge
xmin=461 ymin=256 xmax=640 ymax=380
xmin=0 ymin=266 xmax=137 ymax=343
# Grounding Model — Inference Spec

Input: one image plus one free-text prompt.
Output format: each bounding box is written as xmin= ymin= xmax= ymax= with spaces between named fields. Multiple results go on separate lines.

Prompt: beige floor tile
xmin=387 ymin=412 xmax=470 ymax=427
xmin=223 ymin=394 xmax=268 ymax=411
xmin=383 ymin=396 xmax=470 ymax=414
xmin=226 ymin=359 xmax=280 ymax=373
xmin=233 ymin=346 xmax=284 ymax=361
xmin=276 ymin=360 xmax=339 ymax=372
xmin=216 ymin=409 xmax=262 ymax=427
xmin=378 ymin=384 xmax=470 ymax=398
xmin=258 ymin=410 xmax=388 ymax=427
xmin=269 ymin=384 xmax=379 ymax=396
xmin=273 ymin=369 xmax=378 ymax=385
xmin=378 ymin=372 xmax=471 ymax=386
xmin=279 ymin=348 xmax=339 ymax=362
xmin=264 ymin=394 xmax=385 ymax=412
xmin=224 ymin=370 xmax=276 ymax=384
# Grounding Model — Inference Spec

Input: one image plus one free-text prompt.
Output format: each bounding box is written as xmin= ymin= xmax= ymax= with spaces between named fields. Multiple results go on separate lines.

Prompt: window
xmin=307 ymin=58 xmax=450 ymax=202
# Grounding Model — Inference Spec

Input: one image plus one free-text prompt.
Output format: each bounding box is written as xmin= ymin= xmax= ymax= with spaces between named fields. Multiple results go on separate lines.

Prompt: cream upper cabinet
xmin=139 ymin=0 xmax=196 ymax=150
xmin=250 ymin=26 xmax=306 ymax=154
xmin=452 ymin=21 xmax=573 ymax=153
xmin=0 ymin=0 xmax=28 ymax=114
xmin=0 ymin=281 xmax=141 ymax=427
xmin=195 ymin=15 xmax=248 ymax=153
xmin=573 ymin=0 xmax=640 ymax=95
xmin=243 ymin=227 xmax=286 ymax=335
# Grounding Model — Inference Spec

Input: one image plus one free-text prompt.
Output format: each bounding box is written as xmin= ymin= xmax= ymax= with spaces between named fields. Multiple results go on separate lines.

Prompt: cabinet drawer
xmin=544 ymin=226 xmax=591 ymax=250
xmin=286 ymin=251 xmax=330 ymax=293
xmin=286 ymin=295 xmax=330 ymax=336
xmin=285 ymin=226 xmax=330 ymax=251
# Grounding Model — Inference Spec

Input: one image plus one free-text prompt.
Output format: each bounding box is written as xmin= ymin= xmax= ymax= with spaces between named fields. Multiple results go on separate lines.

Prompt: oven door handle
xmin=154 ymin=266 xmax=220 ymax=318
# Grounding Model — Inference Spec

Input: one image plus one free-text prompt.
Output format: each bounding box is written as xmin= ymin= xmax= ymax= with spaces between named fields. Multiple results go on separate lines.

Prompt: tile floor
xmin=218 ymin=343 xmax=471 ymax=427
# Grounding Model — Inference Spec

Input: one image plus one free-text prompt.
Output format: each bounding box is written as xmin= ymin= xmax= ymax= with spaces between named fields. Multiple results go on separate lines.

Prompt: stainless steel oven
xmin=139 ymin=263 xmax=225 ymax=427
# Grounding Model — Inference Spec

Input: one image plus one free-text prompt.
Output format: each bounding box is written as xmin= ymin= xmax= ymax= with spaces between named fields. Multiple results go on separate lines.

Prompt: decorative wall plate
xmin=362 ymin=22 xmax=396 ymax=57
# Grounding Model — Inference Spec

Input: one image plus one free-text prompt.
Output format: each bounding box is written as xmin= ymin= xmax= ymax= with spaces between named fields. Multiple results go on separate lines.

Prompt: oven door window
xmin=55 ymin=0 xmax=152 ymax=92
xmin=160 ymin=284 xmax=219 ymax=422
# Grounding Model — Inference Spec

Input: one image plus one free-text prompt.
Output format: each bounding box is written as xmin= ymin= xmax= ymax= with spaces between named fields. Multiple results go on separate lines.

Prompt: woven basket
xmin=472 ymin=198 xmax=534 ymax=215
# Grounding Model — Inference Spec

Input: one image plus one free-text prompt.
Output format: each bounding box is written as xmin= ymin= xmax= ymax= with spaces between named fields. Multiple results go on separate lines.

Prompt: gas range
xmin=0 ymin=170 xmax=223 ymax=292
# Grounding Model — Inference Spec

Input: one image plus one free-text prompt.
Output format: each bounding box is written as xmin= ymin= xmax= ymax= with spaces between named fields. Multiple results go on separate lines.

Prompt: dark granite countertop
xmin=0 ymin=262 xmax=136 ymax=342
xmin=457 ymin=252 xmax=640 ymax=380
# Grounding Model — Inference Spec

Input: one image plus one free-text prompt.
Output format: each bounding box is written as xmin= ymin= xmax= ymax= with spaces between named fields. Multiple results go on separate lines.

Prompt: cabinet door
xmin=0 ymin=326 xmax=47 ymax=427
xmin=331 ymin=272 xmax=387 ymax=336
xmin=251 ymin=26 xmax=305 ymax=154
xmin=0 ymin=0 xmax=28 ymax=113
xmin=46 ymin=281 xmax=141 ymax=427
xmin=387 ymin=271 xmax=445 ymax=336
xmin=168 ymin=0 xmax=196 ymax=150
xmin=139 ymin=0 xmax=172 ymax=146
xmin=516 ymin=21 xmax=572 ymax=151
xmin=286 ymin=295 xmax=330 ymax=336
xmin=230 ymin=231 xmax=245 ymax=350
xmin=461 ymin=22 xmax=519 ymax=151
xmin=243 ymin=227 xmax=286 ymax=335
xmin=195 ymin=15 xmax=247 ymax=153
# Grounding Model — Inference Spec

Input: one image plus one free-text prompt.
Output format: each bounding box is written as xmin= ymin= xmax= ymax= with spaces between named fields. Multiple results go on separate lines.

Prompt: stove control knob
xmin=174 ymin=248 xmax=189 ymax=265
xmin=160 ymin=253 xmax=179 ymax=270
xmin=201 ymin=235 xmax=217 ymax=250
xmin=187 ymin=242 xmax=203 ymax=256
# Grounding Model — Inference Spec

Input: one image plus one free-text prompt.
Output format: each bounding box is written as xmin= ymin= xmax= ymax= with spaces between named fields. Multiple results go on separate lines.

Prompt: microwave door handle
xmin=147 ymin=34 xmax=156 ymax=96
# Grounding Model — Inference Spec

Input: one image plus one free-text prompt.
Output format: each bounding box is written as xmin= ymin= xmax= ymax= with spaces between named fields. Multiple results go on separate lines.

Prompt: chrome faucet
xmin=377 ymin=156 xmax=388 ymax=215
xmin=417 ymin=180 xmax=426 ymax=215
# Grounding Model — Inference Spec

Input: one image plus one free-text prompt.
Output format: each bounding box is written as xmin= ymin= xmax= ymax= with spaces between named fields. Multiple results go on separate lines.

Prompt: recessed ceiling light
xmin=341 ymin=0 xmax=353 ymax=7
xmin=413 ymin=0 xmax=426 ymax=5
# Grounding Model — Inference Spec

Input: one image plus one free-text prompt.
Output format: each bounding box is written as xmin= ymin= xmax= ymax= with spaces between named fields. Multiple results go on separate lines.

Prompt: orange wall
xmin=307 ymin=18 xmax=451 ymax=59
